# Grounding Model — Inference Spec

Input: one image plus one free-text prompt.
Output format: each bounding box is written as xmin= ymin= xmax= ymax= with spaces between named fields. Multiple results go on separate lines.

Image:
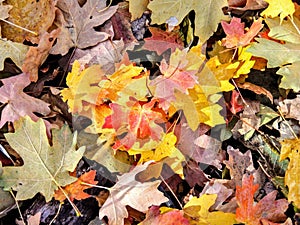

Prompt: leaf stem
xmin=288 ymin=16 xmax=300 ymax=36
xmin=0 ymin=19 xmax=37 ymax=35
xmin=80 ymin=182 xmax=112 ymax=191
xmin=10 ymin=190 xmax=24 ymax=224
xmin=159 ymin=175 xmax=182 ymax=209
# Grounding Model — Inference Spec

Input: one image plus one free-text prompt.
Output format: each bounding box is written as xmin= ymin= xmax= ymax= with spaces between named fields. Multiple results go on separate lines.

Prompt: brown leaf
xmin=183 ymin=160 xmax=209 ymax=187
xmin=1 ymin=0 xmax=57 ymax=43
xmin=98 ymin=161 xmax=168 ymax=225
xmin=237 ymin=81 xmax=273 ymax=103
xmin=22 ymin=29 xmax=60 ymax=82
xmin=51 ymin=0 xmax=117 ymax=55
xmin=0 ymin=73 xmax=50 ymax=128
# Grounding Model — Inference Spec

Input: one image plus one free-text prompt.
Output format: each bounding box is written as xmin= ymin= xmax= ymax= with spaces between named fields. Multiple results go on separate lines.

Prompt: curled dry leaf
xmin=22 ymin=29 xmax=61 ymax=82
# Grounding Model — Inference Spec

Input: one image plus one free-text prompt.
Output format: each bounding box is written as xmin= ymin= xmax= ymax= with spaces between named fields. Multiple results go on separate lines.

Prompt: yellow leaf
xmin=184 ymin=194 xmax=236 ymax=225
xmin=280 ymin=138 xmax=300 ymax=208
xmin=261 ymin=0 xmax=295 ymax=23
xmin=127 ymin=0 xmax=149 ymax=20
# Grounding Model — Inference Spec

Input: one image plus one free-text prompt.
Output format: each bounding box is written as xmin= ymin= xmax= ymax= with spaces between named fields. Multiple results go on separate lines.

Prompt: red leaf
xmin=221 ymin=17 xmax=263 ymax=48
xmin=140 ymin=206 xmax=190 ymax=225
xmin=143 ymin=27 xmax=184 ymax=55
xmin=236 ymin=174 xmax=289 ymax=225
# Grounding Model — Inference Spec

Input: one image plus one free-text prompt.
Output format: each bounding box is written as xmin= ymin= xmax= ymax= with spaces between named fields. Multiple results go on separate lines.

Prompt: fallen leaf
xmin=0 ymin=73 xmax=50 ymax=128
xmin=280 ymin=138 xmax=300 ymax=208
xmin=228 ymin=90 xmax=244 ymax=114
xmin=127 ymin=0 xmax=149 ymax=20
xmin=183 ymin=160 xmax=209 ymax=187
xmin=51 ymin=0 xmax=118 ymax=55
xmin=228 ymin=0 xmax=268 ymax=11
xmin=139 ymin=206 xmax=190 ymax=225
xmin=148 ymin=0 xmax=228 ymax=42
xmin=237 ymin=81 xmax=273 ymax=102
xmin=54 ymin=170 xmax=97 ymax=202
xmin=221 ymin=17 xmax=264 ymax=48
xmin=247 ymin=38 xmax=300 ymax=68
xmin=278 ymin=95 xmax=300 ymax=121
xmin=184 ymin=194 xmax=237 ymax=225
xmin=143 ymin=27 xmax=184 ymax=55
xmin=22 ymin=29 xmax=60 ymax=82
xmin=1 ymin=0 xmax=56 ymax=43
xmin=276 ymin=61 xmax=300 ymax=91
xmin=0 ymin=117 xmax=85 ymax=201
xmin=98 ymin=161 xmax=168 ymax=225
xmin=16 ymin=212 xmax=41 ymax=225
xmin=261 ymin=0 xmax=295 ymax=23
xmin=236 ymin=174 xmax=289 ymax=225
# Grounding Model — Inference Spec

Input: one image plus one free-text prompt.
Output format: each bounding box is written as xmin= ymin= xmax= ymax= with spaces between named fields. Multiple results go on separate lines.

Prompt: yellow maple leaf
xmin=261 ymin=0 xmax=295 ymax=23
xmin=280 ymin=138 xmax=300 ymax=208
xmin=184 ymin=194 xmax=236 ymax=225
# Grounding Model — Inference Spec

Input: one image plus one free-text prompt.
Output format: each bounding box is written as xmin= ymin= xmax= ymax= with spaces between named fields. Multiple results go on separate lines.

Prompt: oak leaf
xmin=51 ymin=0 xmax=117 ymax=55
xmin=221 ymin=17 xmax=263 ymax=48
xmin=54 ymin=170 xmax=97 ymax=202
xmin=0 ymin=117 xmax=85 ymax=201
xmin=98 ymin=161 xmax=168 ymax=225
xmin=261 ymin=0 xmax=295 ymax=23
xmin=0 ymin=73 xmax=50 ymax=128
xmin=183 ymin=194 xmax=237 ymax=225
xmin=1 ymin=0 xmax=56 ymax=43
xmin=148 ymin=0 xmax=228 ymax=42
xmin=139 ymin=206 xmax=190 ymax=225
xmin=280 ymin=138 xmax=300 ymax=208
xmin=236 ymin=174 xmax=289 ymax=225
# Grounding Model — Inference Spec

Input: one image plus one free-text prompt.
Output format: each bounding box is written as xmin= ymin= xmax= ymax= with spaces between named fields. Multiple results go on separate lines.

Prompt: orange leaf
xmin=221 ymin=17 xmax=263 ymax=48
xmin=54 ymin=170 xmax=97 ymax=202
xmin=236 ymin=174 xmax=288 ymax=225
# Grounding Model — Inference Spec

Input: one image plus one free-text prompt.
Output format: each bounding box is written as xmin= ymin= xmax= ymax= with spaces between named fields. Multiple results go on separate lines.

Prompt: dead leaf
xmin=16 ymin=212 xmax=41 ymax=225
xmin=0 ymin=73 xmax=50 ymax=128
xmin=51 ymin=0 xmax=118 ymax=55
xmin=98 ymin=161 xmax=168 ymax=225
xmin=236 ymin=174 xmax=289 ymax=225
xmin=1 ymin=0 xmax=56 ymax=43
xmin=237 ymin=81 xmax=273 ymax=103
xmin=0 ymin=117 xmax=85 ymax=201
xmin=22 ymin=29 xmax=60 ymax=82
xmin=127 ymin=0 xmax=149 ymax=21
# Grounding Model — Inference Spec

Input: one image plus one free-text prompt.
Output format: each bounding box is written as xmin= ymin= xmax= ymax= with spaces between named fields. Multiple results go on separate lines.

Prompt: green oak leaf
xmin=0 ymin=117 xmax=85 ymax=201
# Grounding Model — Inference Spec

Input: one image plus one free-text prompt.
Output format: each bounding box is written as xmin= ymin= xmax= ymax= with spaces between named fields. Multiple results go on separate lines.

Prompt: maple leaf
xmin=265 ymin=17 xmax=300 ymax=44
xmin=0 ymin=39 xmax=28 ymax=71
xmin=127 ymin=0 xmax=149 ymax=20
xmin=50 ymin=0 xmax=117 ymax=55
xmin=0 ymin=117 xmax=85 ymax=201
xmin=60 ymin=61 xmax=105 ymax=116
xmin=103 ymin=99 xmax=166 ymax=150
xmin=143 ymin=27 xmax=184 ymax=55
xmin=261 ymin=0 xmax=295 ymax=23
xmin=148 ymin=0 xmax=228 ymax=42
xmin=22 ymin=29 xmax=60 ymax=82
xmin=280 ymin=138 xmax=300 ymax=208
xmin=150 ymin=48 xmax=198 ymax=110
xmin=276 ymin=61 xmax=300 ymax=92
xmin=183 ymin=194 xmax=237 ymax=225
xmin=0 ymin=73 xmax=51 ymax=128
xmin=236 ymin=174 xmax=289 ymax=225
xmin=1 ymin=0 xmax=56 ymax=43
xmin=139 ymin=206 xmax=190 ymax=225
xmin=247 ymin=38 xmax=300 ymax=68
xmin=54 ymin=170 xmax=97 ymax=202
xmin=221 ymin=17 xmax=264 ymax=48
xmin=98 ymin=161 xmax=168 ymax=225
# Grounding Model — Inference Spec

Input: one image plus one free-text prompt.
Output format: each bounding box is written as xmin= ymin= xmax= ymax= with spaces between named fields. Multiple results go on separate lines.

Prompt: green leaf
xmin=0 ymin=39 xmax=28 ymax=70
xmin=247 ymin=38 xmax=300 ymax=67
xmin=277 ymin=61 xmax=300 ymax=91
xmin=0 ymin=117 xmax=85 ymax=201
xmin=266 ymin=17 xmax=300 ymax=44
xmin=148 ymin=0 xmax=228 ymax=42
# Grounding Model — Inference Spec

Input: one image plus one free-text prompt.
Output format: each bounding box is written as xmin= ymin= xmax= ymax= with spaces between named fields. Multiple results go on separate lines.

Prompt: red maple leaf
xmin=236 ymin=174 xmax=289 ymax=225
xmin=221 ymin=17 xmax=263 ymax=48
xmin=143 ymin=27 xmax=184 ymax=55
xmin=150 ymin=58 xmax=198 ymax=110
xmin=103 ymin=99 xmax=166 ymax=150
xmin=54 ymin=170 xmax=97 ymax=202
